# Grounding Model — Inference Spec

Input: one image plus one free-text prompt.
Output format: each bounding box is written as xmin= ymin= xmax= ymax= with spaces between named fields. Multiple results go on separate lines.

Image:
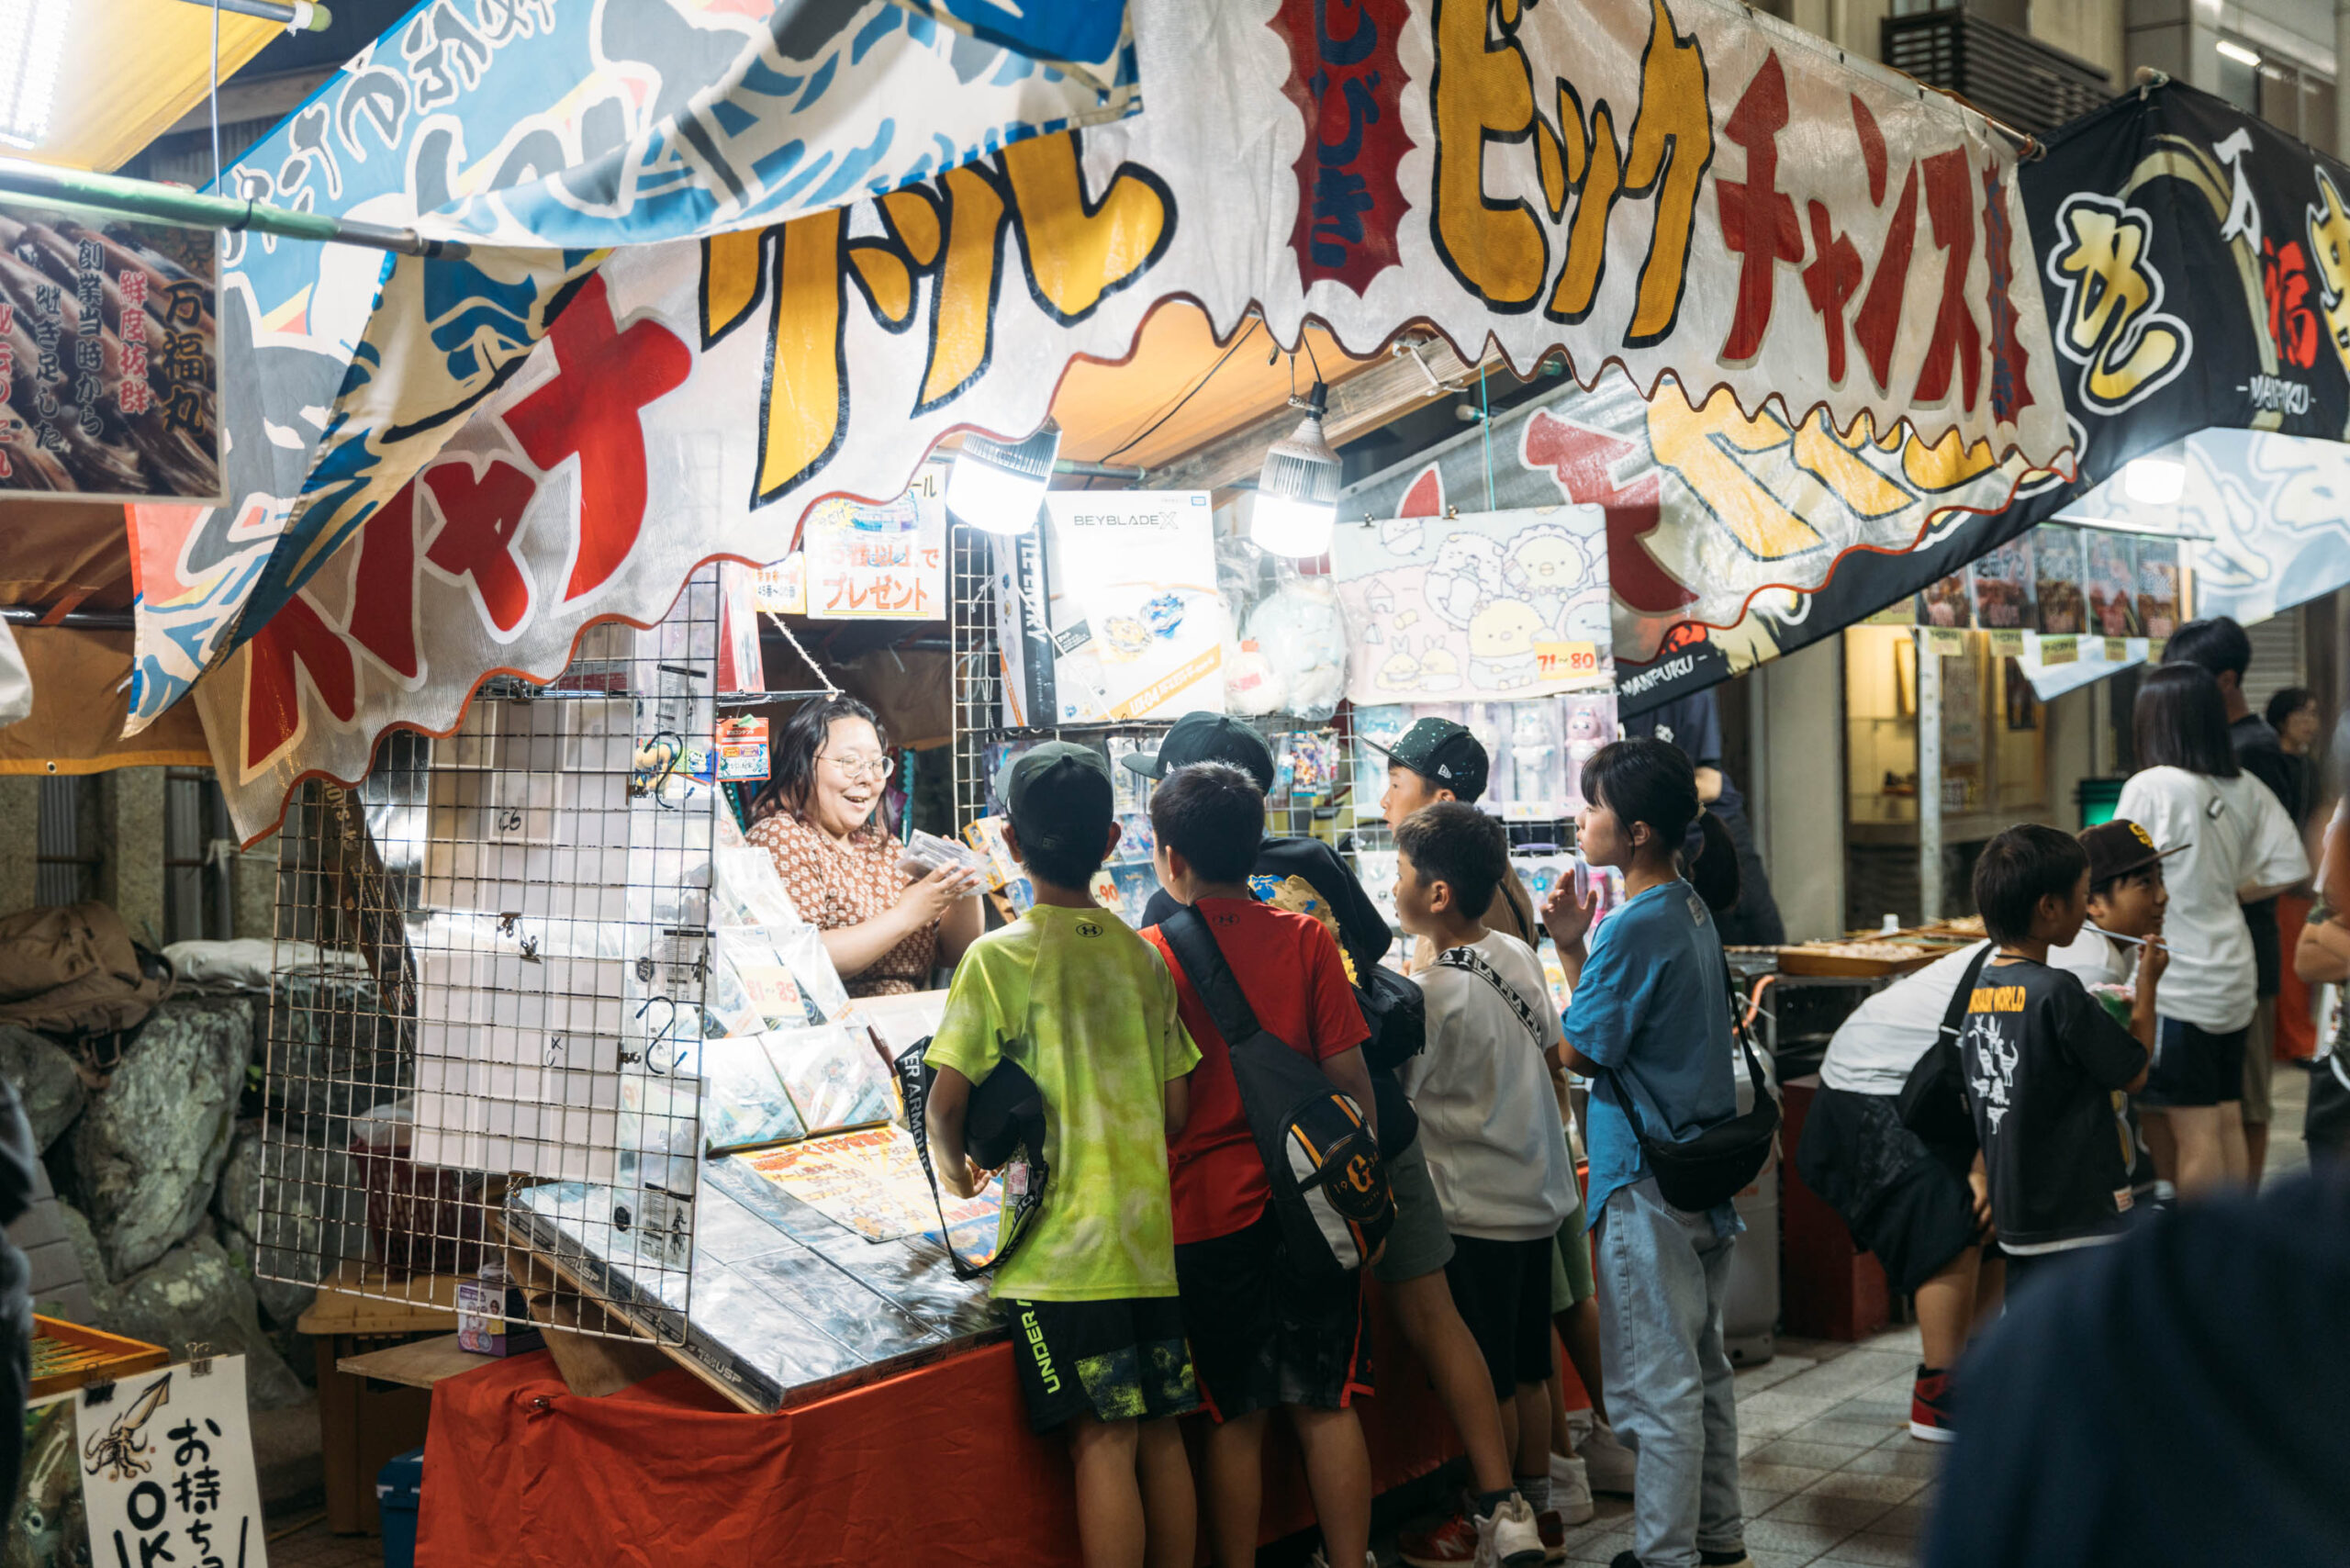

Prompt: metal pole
xmin=167 ymin=0 xmax=332 ymax=29
xmin=1918 ymin=631 xmax=1943 ymax=924
xmin=0 ymin=156 xmax=468 ymax=261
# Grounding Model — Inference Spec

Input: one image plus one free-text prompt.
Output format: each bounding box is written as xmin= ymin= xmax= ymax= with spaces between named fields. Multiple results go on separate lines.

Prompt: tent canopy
xmin=23 ymin=3 xmax=280 ymax=173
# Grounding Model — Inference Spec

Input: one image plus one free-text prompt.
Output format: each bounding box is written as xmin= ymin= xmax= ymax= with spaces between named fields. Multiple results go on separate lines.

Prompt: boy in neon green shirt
xmin=926 ymin=742 xmax=1202 ymax=1568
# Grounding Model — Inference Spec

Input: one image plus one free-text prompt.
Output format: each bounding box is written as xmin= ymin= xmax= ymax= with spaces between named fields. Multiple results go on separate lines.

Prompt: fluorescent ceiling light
xmin=1251 ymin=384 xmax=1341 ymax=559
xmin=0 ymin=0 xmax=66 ymax=151
xmin=946 ymin=420 xmax=1059 ymax=535
xmin=2216 ymin=39 xmax=2262 ymax=68
xmin=2123 ymin=456 xmax=2187 ymax=505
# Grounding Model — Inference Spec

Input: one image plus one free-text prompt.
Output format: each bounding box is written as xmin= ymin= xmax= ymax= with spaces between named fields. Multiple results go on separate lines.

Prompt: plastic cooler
xmin=378 ymin=1448 xmax=425 ymax=1568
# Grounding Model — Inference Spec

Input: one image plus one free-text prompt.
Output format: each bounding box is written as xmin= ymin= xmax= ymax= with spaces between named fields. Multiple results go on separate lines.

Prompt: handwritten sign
xmin=752 ymin=554 xmax=807 ymax=615
xmin=1924 ymin=627 xmax=1966 ymax=656
xmin=804 ymin=465 xmax=948 ymax=621
xmin=2039 ymin=634 xmax=2078 ymax=666
xmin=80 ymin=1358 xmax=269 ymax=1568
xmin=1988 ymin=629 xmax=2026 ymax=656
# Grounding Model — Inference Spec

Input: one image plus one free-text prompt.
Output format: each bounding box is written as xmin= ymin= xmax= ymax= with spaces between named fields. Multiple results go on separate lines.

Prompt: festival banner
xmin=0 ymin=200 xmax=219 ymax=501
xmin=184 ymin=0 xmax=2074 ymax=834
xmin=123 ymin=0 xmax=1144 ymax=734
xmin=1607 ymin=81 xmax=2350 ymax=710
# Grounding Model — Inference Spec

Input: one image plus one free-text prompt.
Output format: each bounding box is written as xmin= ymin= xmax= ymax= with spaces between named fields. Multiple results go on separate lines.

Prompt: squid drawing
xmin=82 ymin=1372 xmax=172 ymax=1484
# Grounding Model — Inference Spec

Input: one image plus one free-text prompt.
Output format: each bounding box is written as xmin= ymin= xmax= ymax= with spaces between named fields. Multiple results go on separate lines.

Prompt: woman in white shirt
xmin=2116 ymin=666 xmax=2308 ymax=1194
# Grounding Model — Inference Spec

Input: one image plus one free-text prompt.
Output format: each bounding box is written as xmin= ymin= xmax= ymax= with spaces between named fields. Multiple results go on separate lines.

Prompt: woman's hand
xmin=1542 ymin=868 xmax=1601 ymax=954
xmin=898 ymin=864 xmax=981 ymax=930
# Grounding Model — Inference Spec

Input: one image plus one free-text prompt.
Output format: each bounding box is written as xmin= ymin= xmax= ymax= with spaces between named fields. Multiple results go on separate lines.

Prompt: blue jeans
xmin=1595 ymin=1178 xmax=1743 ymax=1568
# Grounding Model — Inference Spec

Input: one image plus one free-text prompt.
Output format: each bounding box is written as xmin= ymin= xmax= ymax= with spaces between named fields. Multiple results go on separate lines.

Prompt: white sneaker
xmin=1479 ymin=1495 xmax=1546 ymax=1568
xmin=1580 ymin=1421 xmax=1637 ymax=1495
xmin=1548 ymin=1452 xmax=1595 ymax=1526
xmin=1305 ymin=1551 xmax=1381 ymax=1568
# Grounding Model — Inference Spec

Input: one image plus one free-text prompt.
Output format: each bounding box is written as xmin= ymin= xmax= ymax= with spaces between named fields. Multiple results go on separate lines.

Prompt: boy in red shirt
xmin=1141 ymin=762 xmax=1382 ymax=1568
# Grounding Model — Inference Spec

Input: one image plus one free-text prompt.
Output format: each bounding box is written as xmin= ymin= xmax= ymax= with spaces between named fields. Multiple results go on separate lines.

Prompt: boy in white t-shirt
xmin=1393 ymin=801 xmax=1578 ymax=1554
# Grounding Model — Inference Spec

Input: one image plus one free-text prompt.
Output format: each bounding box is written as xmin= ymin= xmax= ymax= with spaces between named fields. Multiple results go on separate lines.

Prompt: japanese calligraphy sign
xmin=180 ymin=0 xmax=2070 ymax=837
xmin=1605 ymin=82 xmax=2350 ymax=709
xmin=802 ymin=466 xmax=948 ymax=621
xmin=0 ymin=199 xmax=219 ymax=501
xmin=79 ymin=1359 xmax=268 ymax=1568
xmin=122 ymin=0 xmax=1143 ymax=734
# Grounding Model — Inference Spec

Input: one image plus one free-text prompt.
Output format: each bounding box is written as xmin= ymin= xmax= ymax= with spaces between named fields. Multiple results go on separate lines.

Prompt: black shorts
xmin=1444 ymin=1235 xmax=1556 ymax=1395
xmin=2143 ymin=1017 xmax=2248 ymax=1109
xmin=1847 ymin=1149 xmax=1982 ymax=1298
xmin=1175 ymin=1209 xmax=1371 ymax=1422
xmin=1001 ymin=1295 xmax=1202 ymax=1434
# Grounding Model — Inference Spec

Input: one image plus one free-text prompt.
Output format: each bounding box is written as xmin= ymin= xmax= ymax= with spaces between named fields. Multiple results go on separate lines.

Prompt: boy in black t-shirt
xmin=1963 ymin=825 xmax=2157 ymax=1301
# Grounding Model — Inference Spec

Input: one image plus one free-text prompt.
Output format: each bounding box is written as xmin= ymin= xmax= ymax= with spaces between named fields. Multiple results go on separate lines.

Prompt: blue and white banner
xmin=126 ymin=0 xmax=1139 ymax=734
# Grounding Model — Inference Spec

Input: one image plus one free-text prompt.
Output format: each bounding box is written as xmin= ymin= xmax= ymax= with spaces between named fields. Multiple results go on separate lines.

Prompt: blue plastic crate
xmin=376 ymin=1447 xmax=425 ymax=1568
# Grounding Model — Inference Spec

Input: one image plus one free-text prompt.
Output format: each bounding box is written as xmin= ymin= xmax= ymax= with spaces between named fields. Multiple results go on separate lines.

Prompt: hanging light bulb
xmin=946 ymin=419 xmax=1059 ymax=535
xmin=2122 ymin=456 xmax=2186 ymax=506
xmin=1251 ymin=383 xmax=1340 ymax=558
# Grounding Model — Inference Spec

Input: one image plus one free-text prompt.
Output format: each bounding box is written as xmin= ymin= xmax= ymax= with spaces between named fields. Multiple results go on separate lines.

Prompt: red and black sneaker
xmin=1909 ymin=1363 xmax=1957 ymax=1443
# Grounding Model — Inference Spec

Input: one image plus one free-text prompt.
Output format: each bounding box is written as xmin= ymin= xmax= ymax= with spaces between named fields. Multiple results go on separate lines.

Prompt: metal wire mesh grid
xmin=252 ymin=571 xmax=722 ymax=1343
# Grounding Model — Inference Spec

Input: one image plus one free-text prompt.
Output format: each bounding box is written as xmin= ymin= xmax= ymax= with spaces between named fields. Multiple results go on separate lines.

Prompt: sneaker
xmin=1535 ymin=1507 xmax=1567 ymax=1563
xmin=1547 ymin=1452 xmax=1595 ymax=1526
xmin=1580 ymin=1421 xmax=1637 ymax=1495
xmin=1484 ymin=1496 xmax=1546 ymax=1568
xmin=1397 ymin=1512 xmax=1480 ymax=1567
xmin=1608 ymin=1552 xmax=1643 ymax=1568
xmin=1698 ymin=1552 xmax=1756 ymax=1567
xmin=1305 ymin=1551 xmax=1380 ymax=1568
xmin=1909 ymin=1363 xmax=1957 ymax=1444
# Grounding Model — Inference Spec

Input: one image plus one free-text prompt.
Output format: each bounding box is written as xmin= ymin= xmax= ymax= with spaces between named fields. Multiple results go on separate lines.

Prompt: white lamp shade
xmin=1250 ymin=492 xmax=1337 ymax=558
xmin=946 ymin=446 xmax=1050 ymax=534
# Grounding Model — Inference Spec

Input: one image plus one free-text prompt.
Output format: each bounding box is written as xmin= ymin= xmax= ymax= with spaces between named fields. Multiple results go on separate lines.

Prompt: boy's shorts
xmin=1549 ymin=1186 xmax=1595 ymax=1314
xmin=1001 ymin=1295 xmax=1201 ymax=1434
xmin=1176 ymin=1209 xmax=1371 ymax=1421
xmin=2143 ymin=1017 xmax=2248 ymax=1109
xmin=1371 ymin=1137 xmax=1457 ymax=1284
xmin=1446 ymin=1235 xmax=1556 ymax=1396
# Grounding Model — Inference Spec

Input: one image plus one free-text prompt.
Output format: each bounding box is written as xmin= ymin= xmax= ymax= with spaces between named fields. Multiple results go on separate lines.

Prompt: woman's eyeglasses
xmin=819 ymin=752 xmax=896 ymax=784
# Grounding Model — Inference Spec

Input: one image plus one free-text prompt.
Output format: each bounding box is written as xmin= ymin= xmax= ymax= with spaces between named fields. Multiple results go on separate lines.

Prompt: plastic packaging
xmin=897 ymin=829 xmax=994 ymax=887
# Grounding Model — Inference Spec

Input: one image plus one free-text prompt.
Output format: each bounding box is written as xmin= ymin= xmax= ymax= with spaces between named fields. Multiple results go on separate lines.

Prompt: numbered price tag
xmin=1923 ymin=626 xmax=1967 ymax=656
xmin=714 ymin=714 xmax=771 ymax=781
xmin=1534 ymin=641 xmax=1600 ymax=682
xmin=2039 ymin=634 xmax=2078 ymax=666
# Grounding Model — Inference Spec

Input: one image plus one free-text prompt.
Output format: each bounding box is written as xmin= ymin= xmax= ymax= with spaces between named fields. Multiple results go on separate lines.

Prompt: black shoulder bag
xmin=1159 ymin=905 xmax=1394 ymax=1279
xmin=895 ymin=1035 xmax=1050 ymax=1281
xmin=1894 ymin=944 xmax=1996 ymax=1159
xmin=1596 ymin=945 xmax=1781 ymax=1213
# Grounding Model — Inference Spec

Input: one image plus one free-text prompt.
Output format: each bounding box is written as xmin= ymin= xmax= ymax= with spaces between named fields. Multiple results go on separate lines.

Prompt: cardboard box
xmin=454 ymin=1280 xmax=546 ymax=1357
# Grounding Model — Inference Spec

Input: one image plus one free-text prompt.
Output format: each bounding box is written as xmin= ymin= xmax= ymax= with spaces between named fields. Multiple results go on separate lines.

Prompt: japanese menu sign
xmin=0 ymin=199 xmax=220 ymax=501
xmin=79 ymin=1358 xmax=267 ymax=1568
xmin=802 ymin=464 xmax=948 ymax=620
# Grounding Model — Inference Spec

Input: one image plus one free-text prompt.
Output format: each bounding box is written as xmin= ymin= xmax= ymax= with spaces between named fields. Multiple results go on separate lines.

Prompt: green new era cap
xmin=1001 ymin=741 xmax=1113 ymax=850
xmin=1119 ymin=711 xmax=1276 ymax=792
xmin=1360 ymin=717 xmax=1490 ymax=801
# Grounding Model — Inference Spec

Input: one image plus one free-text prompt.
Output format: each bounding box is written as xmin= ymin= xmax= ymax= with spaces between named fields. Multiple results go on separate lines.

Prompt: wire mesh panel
xmin=254 ymin=571 xmax=722 ymax=1342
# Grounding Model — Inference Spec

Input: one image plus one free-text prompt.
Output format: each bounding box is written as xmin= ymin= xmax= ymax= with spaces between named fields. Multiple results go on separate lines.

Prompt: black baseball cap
xmin=1119 ymin=711 xmax=1277 ymax=792
xmin=1001 ymin=742 xmax=1113 ymax=853
xmin=2078 ymin=818 xmax=2184 ymax=885
xmin=1361 ymin=717 xmax=1489 ymax=801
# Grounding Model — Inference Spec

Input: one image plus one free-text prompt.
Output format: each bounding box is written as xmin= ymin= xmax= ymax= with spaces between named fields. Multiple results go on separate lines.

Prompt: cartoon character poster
xmin=1334 ymin=506 xmax=1612 ymax=704
xmin=2084 ymin=531 xmax=2143 ymax=637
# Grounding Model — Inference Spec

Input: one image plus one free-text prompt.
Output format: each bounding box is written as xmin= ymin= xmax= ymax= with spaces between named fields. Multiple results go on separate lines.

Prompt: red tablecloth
xmin=415 ymin=1281 xmax=1580 ymax=1567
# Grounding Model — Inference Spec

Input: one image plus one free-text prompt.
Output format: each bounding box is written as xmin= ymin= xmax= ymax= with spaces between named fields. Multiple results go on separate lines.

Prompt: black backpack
xmin=1158 ymin=906 xmax=1393 ymax=1279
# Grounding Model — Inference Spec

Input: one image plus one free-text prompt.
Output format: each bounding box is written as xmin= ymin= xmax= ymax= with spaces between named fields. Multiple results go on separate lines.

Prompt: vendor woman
xmin=747 ymin=694 xmax=980 ymax=996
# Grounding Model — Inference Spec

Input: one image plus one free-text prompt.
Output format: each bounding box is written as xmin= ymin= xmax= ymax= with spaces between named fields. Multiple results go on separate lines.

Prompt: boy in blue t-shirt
xmin=1543 ymin=739 xmax=1747 ymax=1568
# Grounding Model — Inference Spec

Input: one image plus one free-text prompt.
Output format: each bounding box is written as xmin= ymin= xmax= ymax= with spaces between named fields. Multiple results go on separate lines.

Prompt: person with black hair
xmin=2265 ymin=685 xmax=2322 ymax=826
xmin=1392 ymin=801 xmax=1576 ymax=1563
xmin=747 ymin=693 xmax=979 ymax=996
xmin=925 ymin=744 xmax=1203 ymax=1568
xmin=1132 ymin=714 xmax=1599 ymax=1559
xmin=1958 ymin=825 xmax=2157 ymax=1302
xmin=2117 ymin=665 xmax=2307 ymax=1193
xmin=1139 ymin=763 xmax=1383 ymax=1568
xmin=1622 ymin=690 xmax=1785 ymax=946
xmin=2165 ymin=620 xmax=2302 ymax=1179
xmin=1541 ymin=739 xmax=1751 ymax=1568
